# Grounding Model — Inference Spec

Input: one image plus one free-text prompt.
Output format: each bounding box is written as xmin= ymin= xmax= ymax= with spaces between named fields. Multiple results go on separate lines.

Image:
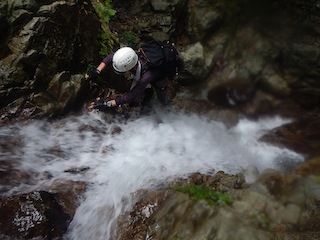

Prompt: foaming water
xmin=0 ymin=108 xmax=303 ymax=239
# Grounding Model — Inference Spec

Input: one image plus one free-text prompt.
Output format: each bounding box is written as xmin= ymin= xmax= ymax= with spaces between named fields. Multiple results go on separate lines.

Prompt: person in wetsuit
xmin=86 ymin=46 xmax=169 ymax=109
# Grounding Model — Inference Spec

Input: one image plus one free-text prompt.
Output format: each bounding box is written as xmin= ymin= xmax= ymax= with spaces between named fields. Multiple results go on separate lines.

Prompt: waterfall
xmin=0 ymin=107 xmax=303 ymax=239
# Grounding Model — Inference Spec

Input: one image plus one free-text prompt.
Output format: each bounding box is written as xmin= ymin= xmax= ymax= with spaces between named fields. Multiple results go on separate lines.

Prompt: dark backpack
xmin=138 ymin=40 xmax=180 ymax=78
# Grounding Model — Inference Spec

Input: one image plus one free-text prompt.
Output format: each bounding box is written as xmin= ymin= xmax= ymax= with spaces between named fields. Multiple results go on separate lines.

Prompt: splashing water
xmin=0 ymin=108 xmax=303 ymax=239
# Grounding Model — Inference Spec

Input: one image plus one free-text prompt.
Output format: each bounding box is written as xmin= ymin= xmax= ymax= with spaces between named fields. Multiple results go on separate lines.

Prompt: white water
xmin=0 ymin=108 xmax=303 ymax=239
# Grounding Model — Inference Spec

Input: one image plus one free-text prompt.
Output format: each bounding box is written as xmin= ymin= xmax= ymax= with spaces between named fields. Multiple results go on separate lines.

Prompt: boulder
xmin=0 ymin=179 xmax=85 ymax=239
xmin=116 ymin=170 xmax=320 ymax=240
xmin=0 ymin=0 xmax=101 ymax=117
xmin=260 ymin=118 xmax=320 ymax=157
xmin=0 ymin=189 xmax=78 ymax=239
xmin=186 ymin=0 xmax=223 ymax=40
xmin=179 ymin=42 xmax=215 ymax=81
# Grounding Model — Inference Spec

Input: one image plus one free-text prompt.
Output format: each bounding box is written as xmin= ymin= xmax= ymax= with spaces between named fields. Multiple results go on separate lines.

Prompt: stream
xmin=0 ymin=107 xmax=303 ymax=239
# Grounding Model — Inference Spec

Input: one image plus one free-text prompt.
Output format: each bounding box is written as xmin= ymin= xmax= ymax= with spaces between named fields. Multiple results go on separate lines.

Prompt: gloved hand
xmin=90 ymin=99 xmax=113 ymax=111
xmin=86 ymin=69 xmax=100 ymax=81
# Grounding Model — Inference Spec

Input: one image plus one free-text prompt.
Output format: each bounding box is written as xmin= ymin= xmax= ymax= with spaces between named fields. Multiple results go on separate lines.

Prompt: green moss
xmin=99 ymin=28 xmax=114 ymax=57
xmin=120 ymin=31 xmax=139 ymax=46
xmin=94 ymin=0 xmax=116 ymax=24
xmin=174 ymin=183 xmax=233 ymax=206
xmin=90 ymin=0 xmax=117 ymax=57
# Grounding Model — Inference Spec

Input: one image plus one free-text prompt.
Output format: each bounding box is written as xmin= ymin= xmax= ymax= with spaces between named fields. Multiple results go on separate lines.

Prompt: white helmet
xmin=112 ymin=47 xmax=138 ymax=73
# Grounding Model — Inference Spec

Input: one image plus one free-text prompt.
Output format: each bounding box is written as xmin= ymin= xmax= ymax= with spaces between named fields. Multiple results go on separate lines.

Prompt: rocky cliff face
xmin=0 ymin=0 xmax=319 ymax=121
xmin=0 ymin=0 xmax=101 ymax=122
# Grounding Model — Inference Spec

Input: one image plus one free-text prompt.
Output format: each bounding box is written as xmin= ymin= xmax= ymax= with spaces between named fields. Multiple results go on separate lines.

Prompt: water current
xmin=0 ymin=107 xmax=303 ymax=239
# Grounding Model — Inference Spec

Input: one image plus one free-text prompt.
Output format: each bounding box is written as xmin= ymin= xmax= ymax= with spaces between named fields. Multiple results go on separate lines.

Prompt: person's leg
xmin=130 ymin=80 xmax=153 ymax=106
xmin=138 ymin=85 xmax=154 ymax=115
xmin=153 ymin=78 xmax=170 ymax=105
xmin=142 ymin=87 xmax=154 ymax=106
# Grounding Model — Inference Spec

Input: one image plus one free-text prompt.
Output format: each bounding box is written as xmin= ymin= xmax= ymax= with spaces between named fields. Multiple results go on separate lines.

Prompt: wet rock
xmin=269 ymin=98 xmax=308 ymax=119
xmin=291 ymin=88 xmax=320 ymax=109
xmin=179 ymin=42 xmax=212 ymax=80
xmin=186 ymin=0 xmax=223 ymax=40
xmin=0 ymin=0 xmax=101 ymax=116
xmin=116 ymin=168 xmax=320 ymax=240
xmin=209 ymin=171 xmax=246 ymax=192
xmin=256 ymin=167 xmax=320 ymax=221
xmin=257 ymin=169 xmax=300 ymax=200
xmin=50 ymin=180 xmax=87 ymax=217
xmin=64 ymin=167 xmax=90 ymax=174
xmin=295 ymin=156 xmax=320 ymax=176
xmin=150 ymin=0 xmax=180 ymax=12
xmin=57 ymin=74 xmax=84 ymax=112
xmin=111 ymin=0 xmax=184 ymax=43
xmin=0 ymin=15 xmax=8 ymax=47
xmin=117 ymin=188 xmax=223 ymax=240
xmin=0 ymin=72 xmax=86 ymax=122
xmin=115 ymin=189 xmax=172 ymax=240
xmin=171 ymin=97 xmax=239 ymax=128
xmin=242 ymin=165 xmax=260 ymax=183
xmin=116 ymin=175 xmax=246 ymax=239
xmin=0 ymin=161 xmax=31 ymax=194
xmin=182 ymin=171 xmax=247 ymax=193
xmin=9 ymin=9 xmax=33 ymax=28
xmin=260 ymin=117 xmax=320 ymax=157
xmin=0 ymin=97 xmax=27 ymax=125
xmin=0 ymin=191 xmax=70 ymax=239
xmin=110 ymin=125 xmax=122 ymax=135
xmin=207 ymin=77 xmax=257 ymax=107
xmin=259 ymin=72 xmax=291 ymax=97
xmin=238 ymin=90 xmax=284 ymax=119
xmin=8 ymin=0 xmax=39 ymax=12
xmin=0 ymin=180 xmax=86 ymax=239
xmin=47 ymin=71 xmax=72 ymax=99
xmin=254 ymin=167 xmax=320 ymax=239
xmin=147 ymin=192 xmax=219 ymax=240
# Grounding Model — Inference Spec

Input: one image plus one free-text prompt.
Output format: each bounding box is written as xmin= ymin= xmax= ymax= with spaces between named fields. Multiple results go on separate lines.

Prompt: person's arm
xmin=101 ymin=53 xmax=114 ymax=70
xmin=96 ymin=62 xmax=107 ymax=72
xmin=86 ymin=53 xmax=114 ymax=81
xmin=114 ymin=69 xmax=156 ymax=106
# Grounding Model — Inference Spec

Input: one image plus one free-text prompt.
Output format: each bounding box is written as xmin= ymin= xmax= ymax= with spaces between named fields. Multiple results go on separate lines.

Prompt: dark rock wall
xmin=0 ymin=0 xmax=319 ymax=118
xmin=0 ymin=0 xmax=101 ymax=119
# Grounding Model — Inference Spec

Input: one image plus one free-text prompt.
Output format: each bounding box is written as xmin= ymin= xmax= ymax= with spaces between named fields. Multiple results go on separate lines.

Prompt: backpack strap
xmin=138 ymin=47 xmax=150 ymax=63
xmin=140 ymin=62 xmax=150 ymax=76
